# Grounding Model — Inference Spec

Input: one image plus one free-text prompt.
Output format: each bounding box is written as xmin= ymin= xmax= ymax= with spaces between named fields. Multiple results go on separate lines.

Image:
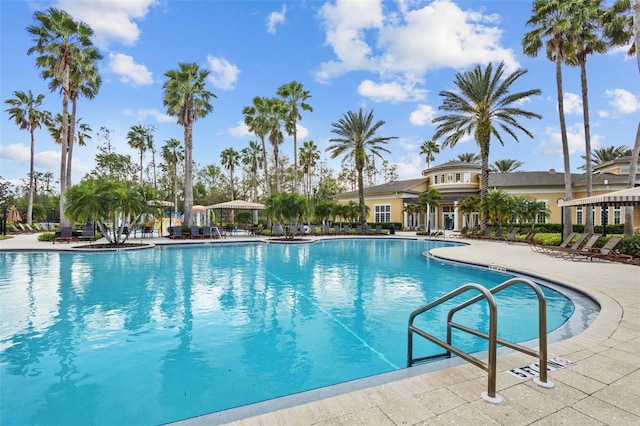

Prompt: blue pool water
xmin=0 ymin=239 xmax=575 ymax=425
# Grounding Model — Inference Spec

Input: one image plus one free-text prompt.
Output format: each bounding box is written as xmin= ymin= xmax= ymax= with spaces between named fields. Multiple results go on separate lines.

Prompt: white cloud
xmin=536 ymin=124 xmax=602 ymax=156
xmin=267 ymin=4 xmax=287 ymax=35
xmin=295 ymin=123 xmax=310 ymax=140
xmin=108 ymin=53 xmax=153 ymax=87
xmin=206 ymin=55 xmax=240 ymax=90
xmin=228 ymin=121 xmax=251 ymax=138
xmin=0 ymin=143 xmax=29 ymax=163
xmin=605 ymin=88 xmax=640 ymax=114
xmin=598 ymin=110 xmax=609 ymax=118
xmin=563 ymin=92 xmax=582 ymax=115
xmin=409 ymin=104 xmax=436 ymax=126
xmin=123 ymin=108 xmax=173 ymax=123
xmin=315 ymin=0 xmax=518 ymax=83
xmin=0 ymin=143 xmax=60 ymax=171
xmin=58 ymin=0 xmax=157 ymax=48
xmin=357 ymin=80 xmax=426 ymax=103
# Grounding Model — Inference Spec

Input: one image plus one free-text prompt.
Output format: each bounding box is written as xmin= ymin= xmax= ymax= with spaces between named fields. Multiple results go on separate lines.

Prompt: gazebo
xmin=559 ymin=187 xmax=640 ymax=235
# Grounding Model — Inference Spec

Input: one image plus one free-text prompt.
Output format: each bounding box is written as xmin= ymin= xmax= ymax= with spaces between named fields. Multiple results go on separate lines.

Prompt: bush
xmin=38 ymin=232 xmax=56 ymax=242
xmin=617 ymin=235 xmax=640 ymax=258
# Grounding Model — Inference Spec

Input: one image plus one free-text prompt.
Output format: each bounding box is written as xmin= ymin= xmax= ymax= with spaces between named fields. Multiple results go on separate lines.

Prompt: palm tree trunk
xmin=183 ymin=123 xmax=193 ymax=227
xmin=580 ymin=58 xmax=594 ymax=234
xmin=625 ymin=121 xmax=640 ymax=235
xmin=293 ymin=132 xmax=298 ymax=194
xmin=260 ymin=136 xmax=270 ymax=198
xmin=66 ymin=97 xmax=77 ymax=193
xmin=59 ymin=69 xmax=71 ymax=227
xmin=556 ymin=55 xmax=573 ymax=239
xmin=27 ymin=129 xmax=35 ymax=225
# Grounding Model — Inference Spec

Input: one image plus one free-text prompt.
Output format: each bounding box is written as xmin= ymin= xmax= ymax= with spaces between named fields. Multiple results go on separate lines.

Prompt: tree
xmin=27 ymin=7 xmax=101 ymax=226
xmin=432 ymin=62 xmax=542 ymax=231
xmin=482 ymin=189 xmax=511 ymax=225
xmin=459 ymin=195 xmax=481 ymax=228
xmin=327 ymin=109 xmax=397 ymax=225
xmin=162 ymin=62 xmax=216 ymax=226
xmin=240 ymin=140 xmax=263 ymax=203
xmin=220 ymin=147 xmax=240 ymax=200
xmin=419 ymin=140 xmax=440 ymax=169
xmin=4 ymin=90 xmax=51 ymax=225
xmin=277 ymin=81 xmax=313 ymax=194
xmin=243 ymin=96 xmax=271 ymax=198
xmin=580 ymin=145 xmax=632 ymax=168
xmin=161 ymin=138 xmax=184 ymax=213
xmin=419 ymin=188 xmax=443 ymax=231
xmin=523 ymin=0 xmax=574 ymax=238
xmin=264 ymin=97 xmax=288 ymax=193
xmin=127 ymin=124 xmax=152 ymax=185
xmin=264 ymin=192 xmax=311 ymax=239
xmin=299 ymin=140 xmax=320 ymax=198
xmin=490 ymin=159 xmax=524 ymax=173
xmin=457 ymin=152 xmax=481 ymax=163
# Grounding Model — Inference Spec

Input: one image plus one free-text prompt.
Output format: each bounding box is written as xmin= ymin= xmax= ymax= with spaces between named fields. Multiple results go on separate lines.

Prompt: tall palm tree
xmin=220 ymin=148 xmax=240 ymax=201
xmin=243 ymin=96 xmax=271 ymax=198
xmin=565 ymin=0 xmax=609 ymax=234
xmin=127 ymin=124 xmax=152 ymax=185
xmin=161 ymin=138 xmax=184 ymax=213
xmin=419 ymin=188 xmax=443 ymax=231
xmin=299 ymin=140 xmax=320 ymax=198
xmin=490 ymin=159 xmax=524 ymax=173
xmin=458 ymin=195 xmax=481 ymax=228
xmin=432 ymin=62 xmax=542 ymax=231
xmin=277 ymin=81 xmax=313 ymax=194
xmin=240 ymin=140 xmax=263 ymax=203
xmin=457 ymin=152 xmax=481 ymax=163
xmin=419 ymin=140 xmax=440 ymax=169
xmin=523 ymin=0 xmax=574 ymax=238
xmin=162 ymin=62 xmax=216 ymax=226
xmin=4 ymin=90 xmax=52 ymax=225
xmin=327 ymin=109 xmax=397 ymax=225
xmin=27 ymin=7 xmax=99 ymax=226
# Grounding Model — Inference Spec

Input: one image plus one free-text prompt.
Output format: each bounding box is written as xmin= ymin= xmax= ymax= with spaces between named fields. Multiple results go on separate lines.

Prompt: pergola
xmin=558 ymin=187 xmax=640 ymax=235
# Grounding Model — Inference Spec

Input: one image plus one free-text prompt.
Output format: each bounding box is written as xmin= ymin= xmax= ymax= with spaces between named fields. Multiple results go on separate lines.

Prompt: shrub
xmin=617 ymin=235 xmax=640 ymax=258
xmin=38 ymin=232 xmax=56 ymax=242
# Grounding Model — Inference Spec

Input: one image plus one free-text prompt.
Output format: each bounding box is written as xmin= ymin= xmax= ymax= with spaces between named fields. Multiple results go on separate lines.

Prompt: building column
xmin=454 ymin=201 xmax=460 ymax=231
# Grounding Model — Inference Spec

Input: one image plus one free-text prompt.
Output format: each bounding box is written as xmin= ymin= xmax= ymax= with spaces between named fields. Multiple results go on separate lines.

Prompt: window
xmin=576 ymin=207 xmax=583 ymax=225
xmin=447 ymin=173 xmax=453 ymax=183
xmin=463 ymin=172 xmax=470 ymax=183
xmin=535 ymin=201 xmax=548 ymax=224
xmin=375 ymin=204 xmax=391 ymax=222
xmin=455 ymin=173 xmax=461 ymax=182
xmin=441 ymin=174 xmax=445 ymax=184
xmin=433 ymin=175 xmax=438 ymax=184
xmin=614 ymin=207 xmax=621 ymax=224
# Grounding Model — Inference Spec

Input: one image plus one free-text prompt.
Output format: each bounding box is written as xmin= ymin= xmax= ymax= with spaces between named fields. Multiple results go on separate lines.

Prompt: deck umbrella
xmin=7 ymin=205 xmax=21 ymax=222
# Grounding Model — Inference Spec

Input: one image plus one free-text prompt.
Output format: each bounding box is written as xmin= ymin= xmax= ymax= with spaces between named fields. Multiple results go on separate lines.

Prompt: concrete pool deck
xmin=1 ymin=232 xmax=638 ymax=425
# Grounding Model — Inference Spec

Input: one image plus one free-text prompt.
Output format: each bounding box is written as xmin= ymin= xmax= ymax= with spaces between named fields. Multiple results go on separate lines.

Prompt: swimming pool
xmin=1 ymin=239 xmax=581 ymax=425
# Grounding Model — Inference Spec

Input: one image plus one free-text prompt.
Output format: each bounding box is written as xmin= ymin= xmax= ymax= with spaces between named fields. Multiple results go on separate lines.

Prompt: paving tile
xmin=572 ymin=396 xmax=640 ymax=425
xmin=378 ymin=393 xmax=436 ymax=424
xmin=336 ymin=406 xmax=395 ymax=425
xmin=570 ymin=353 xmax=637 ymax=385
xmin=592 ymin=381 xmax=640 ymax=417
xmin=415 ymin=387 xmax=467 ymax=415
xmin=529 ymin=407 xmax=604 ymax=425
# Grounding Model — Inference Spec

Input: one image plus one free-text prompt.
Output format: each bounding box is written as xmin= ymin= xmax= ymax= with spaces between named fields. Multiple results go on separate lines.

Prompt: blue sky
xmin=1 ymin=0 xmax=637 ymax=190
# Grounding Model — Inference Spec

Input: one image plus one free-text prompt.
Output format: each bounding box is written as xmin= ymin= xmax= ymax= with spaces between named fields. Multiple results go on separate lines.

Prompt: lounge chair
xmin=309 ymin=225 xmax=319 ymax=236
xmin=498 ymin=228 xmax=519 ymax=243
xmin=334 ymin=225 xmax=343 ymax=235
xmin=539 ymin=233 xmax=590 ymax=257
xmin=489 ymin=227 xmax=504 ymax=241
xmin=364 ymin=224 xmax=374 ymax=235
xmin=584 ymin=236 xmax=633 ymax=263
xmin=52 ymin=226 xmax=77 ymax=244
xmin=190 ymin=226 xmax=204 ymax=239
xmin=343 ymin=225 xmax=351 ymax=235
xmin=169 ymin=226 xmax=185 ymax=239
xmin=557 ymin=234 xmax=602 ymax=260
xmin=375 ymin=225 xmax=383 ymax=235
xmin=77 ymin=224 xmax=96 ymax=242
xmin=272 ymin=224 xmax=284 ymax=238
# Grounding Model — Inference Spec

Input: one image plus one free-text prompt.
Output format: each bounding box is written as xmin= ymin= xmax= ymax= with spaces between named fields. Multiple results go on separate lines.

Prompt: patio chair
xmin=584 ymin=236 xmax=633 ymax=263
xmin=272 ymin=224 xmax=284 ymax=238
xmin=364 ymin=224 xmax=374 ymax=235
xmin=540 ymin=233 xmax=590 ymax=257
xmin=489 ymin=227 xmax=505 ymax=241
xmin=530 ymin=232 xmax=577 ymax=254
xmin=334 ymin=225 xmax=343 ymax=235
xmin=375 ymin=225 xmax=383 ymax=235
xmin=498 ymin=228 xmax=519 ymax=243
xmin=310 ymin=225 xmax=319 ymax=236
xmin=77 ymin=224 xmax=96 ymax=242
xmin=202 ymin=226 xmax=213 ymax=239
xmin=52 ymin=226 xmax=77 ymax=244
xmin=343 ymin=225 xmax=351 ymax=235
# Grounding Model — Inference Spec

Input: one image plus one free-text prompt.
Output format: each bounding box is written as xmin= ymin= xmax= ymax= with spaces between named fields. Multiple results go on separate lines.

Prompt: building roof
xmin=488 ymin=171 xmax=579 ymax=187
xmin=336 ymin=178 xmax=427 ymax=198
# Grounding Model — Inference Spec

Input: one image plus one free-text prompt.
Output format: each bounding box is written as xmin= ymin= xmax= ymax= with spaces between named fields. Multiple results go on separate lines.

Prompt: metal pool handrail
xmin=407 ymin=278 xmax=554 ymax=404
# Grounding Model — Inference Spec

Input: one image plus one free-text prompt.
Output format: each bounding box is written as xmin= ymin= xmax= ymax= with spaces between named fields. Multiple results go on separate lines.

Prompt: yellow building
xmin=334 ymin=157 xmax=640 ymax=231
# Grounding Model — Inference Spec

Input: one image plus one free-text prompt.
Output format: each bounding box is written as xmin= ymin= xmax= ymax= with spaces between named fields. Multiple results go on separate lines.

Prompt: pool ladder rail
xmin=407 ymin=278 xmax=554 ymax=404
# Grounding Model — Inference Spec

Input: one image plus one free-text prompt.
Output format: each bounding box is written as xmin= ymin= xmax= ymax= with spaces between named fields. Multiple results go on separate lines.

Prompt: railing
xmin=407 ymin=278 xmax=554 ymax=403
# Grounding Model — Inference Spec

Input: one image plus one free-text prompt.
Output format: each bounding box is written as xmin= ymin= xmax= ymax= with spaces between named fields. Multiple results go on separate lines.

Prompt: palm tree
xmin=27 ymin=7 xmax=100 ymax=226
xmin=565 ymin=0 xmax=609 ymax=234
xmin=580 ymin=145 xmax=632 ymax=168
xmin=264 ymin=97 xmax=288 ymax=193
xmin=432 ymin=62 xmax=542 ymax=231
xmin=327 ymin=109 xmax=397 ymax=225
xmin=277 ymin=81 xmax=313 ymax=194
xmin=220 ymin=148 xmax=240 ymax=201
xmin=240 ymin=140 xmax=263 ymax=203
xmin=482 ymin=189 xmax=511 ymax=225
xmin=243 ymin=96 xmax=271 ymax=198
xmin=523 ymin=0 xmax=573 ymax=238
xmin=458 ymin=195 xmax=481 ymax=228
xmin=490 ymin=159 xmax=524 ymax=173
xmin=419 ymin=140 xmax=440 ymax=169
xmin=4 ymin=90 xmax=51 ymax=225
xmin=299 ymin=140 xmax=320 ymax=198
xmin=162 ymin=62 xmax=216 ymax=226
xmin=127 ymin=124 xmax=152 ymax=185
xmin=161 ymin=138 xmax=184 ymax=214
xmin=419 ymin=188 xmax=443 ymax=231
xmin=403 ymin=204 xmax=419 ymax=230
xmin=457 ymin=152 xmax=481 ymax=163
